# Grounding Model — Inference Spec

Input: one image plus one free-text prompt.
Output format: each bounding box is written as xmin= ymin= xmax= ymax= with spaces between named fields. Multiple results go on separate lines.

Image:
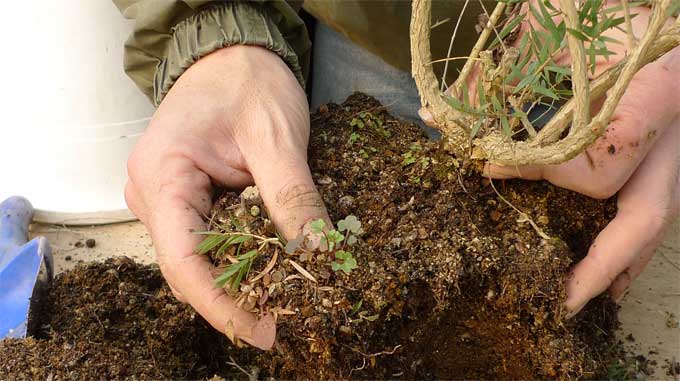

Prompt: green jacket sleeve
xmin=113 ymin=0 xmax=311 ymax=106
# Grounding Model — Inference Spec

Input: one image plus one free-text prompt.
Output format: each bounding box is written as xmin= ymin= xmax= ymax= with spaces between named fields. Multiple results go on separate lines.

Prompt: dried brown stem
xmin=622 ymin=0 xmax=637 ymax=48
xmin=411 ymin=0 xmax=471 ymax=157
xmin=441 ymin=0 xmax=471 ymax=91
xmin=559 ymin=0 xmax=590 ymax=134
xmin=453 ymin=2 xmax=507 ymax=95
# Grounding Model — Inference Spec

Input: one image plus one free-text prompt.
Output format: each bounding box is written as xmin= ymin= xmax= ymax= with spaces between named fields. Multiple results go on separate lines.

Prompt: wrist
xmin=184 ymin=44 xmax=290 ymax=86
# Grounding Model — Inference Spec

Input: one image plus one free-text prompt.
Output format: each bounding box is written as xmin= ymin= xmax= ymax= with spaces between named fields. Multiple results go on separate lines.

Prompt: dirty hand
xmin=419 ymin=3 xmax=679 ymax=316
xmin=482 ymin=16 xmax=680 ymax=315
xmin=124 ymin=45 xmax=329 ymax=349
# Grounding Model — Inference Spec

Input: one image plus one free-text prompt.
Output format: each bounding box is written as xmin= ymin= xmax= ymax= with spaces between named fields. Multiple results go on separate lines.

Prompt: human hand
xmin=481 ymin=5 xmax=680 ymax=316
xmin=124 ymin=45 xmax=329 ymax=349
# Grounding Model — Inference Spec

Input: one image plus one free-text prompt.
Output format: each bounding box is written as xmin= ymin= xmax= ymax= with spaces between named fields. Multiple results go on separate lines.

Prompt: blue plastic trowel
xmin=0 ymin=196 xmax=53 ymax=339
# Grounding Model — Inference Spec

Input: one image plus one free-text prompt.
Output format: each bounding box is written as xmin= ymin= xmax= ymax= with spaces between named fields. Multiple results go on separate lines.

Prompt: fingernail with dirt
xmin=613 ymin=288 xmax=629 ymax=304
xmin=417 ymin=107 xmax=434 ymax=125
xmin=565 ymin=302 xmax=587 ymax=319
xmin=242 ymin=314 xmax=276 ymax=350
xmin=482 ymin=163 xmax=493 ymax=178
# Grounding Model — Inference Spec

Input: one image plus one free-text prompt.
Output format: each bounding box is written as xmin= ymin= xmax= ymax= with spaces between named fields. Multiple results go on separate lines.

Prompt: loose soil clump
xmin=1 ymin=94 xmax=621 ymax=380
xmin=0 ymin=257 xmax=253 ymax=380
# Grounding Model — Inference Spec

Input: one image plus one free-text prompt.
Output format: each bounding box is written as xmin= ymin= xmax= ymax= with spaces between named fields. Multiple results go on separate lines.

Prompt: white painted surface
xmin=0 ymin=0 xmax=154 ymax=224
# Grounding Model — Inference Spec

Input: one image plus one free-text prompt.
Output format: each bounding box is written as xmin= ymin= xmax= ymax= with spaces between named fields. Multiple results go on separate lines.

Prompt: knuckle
xmin=123 ymin=181 xmax=138 ymax=209
xmin=580 ymin=180 xmax=621 ymax=199
xmin=126 ymin=148 xmax=146 ymax=183
xmin=275 ymin=182 xmax=324 ymax=211
xmin=624 ymin=201 xmax=674 ymax=238
xmin=642 ymin=206 xmax=673 ymax=234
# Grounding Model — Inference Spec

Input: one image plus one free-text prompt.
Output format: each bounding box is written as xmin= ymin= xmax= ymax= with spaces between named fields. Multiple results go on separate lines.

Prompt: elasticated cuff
xmin=153 ymin=2 xmax=305 ymax=106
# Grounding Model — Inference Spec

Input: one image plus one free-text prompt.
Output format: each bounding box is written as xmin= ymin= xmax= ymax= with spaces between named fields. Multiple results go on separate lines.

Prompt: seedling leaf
xmin=332 ymin=250 xmax=358 ymax=274
xmin=350 ymin=299 xmax=363 ymax=316
xmin=337 ymin=215 xmax=362 ymax=234
xmin=310 ymin=219 xmax=326 ymax=234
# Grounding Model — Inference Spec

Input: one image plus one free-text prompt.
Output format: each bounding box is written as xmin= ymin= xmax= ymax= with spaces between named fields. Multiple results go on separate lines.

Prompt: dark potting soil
xmin=1 ymin=94 xmax=625 ymax=380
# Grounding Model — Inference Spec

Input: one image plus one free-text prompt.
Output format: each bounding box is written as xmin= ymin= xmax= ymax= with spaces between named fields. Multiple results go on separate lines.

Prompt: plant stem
xmin=621 ymin=0 xmax=637 ymax=48
xmin=453 ymin=2 xmax=507 ymax=95
xmin=559 ymin=0 xmax=591 ymax=135
xmin=588 ymin=0 xmax=673 ymax=134
xmin=532 ymin=29 xmax=680 ymax=146
xmin=441 ymin=0 xmax=471 ymax=92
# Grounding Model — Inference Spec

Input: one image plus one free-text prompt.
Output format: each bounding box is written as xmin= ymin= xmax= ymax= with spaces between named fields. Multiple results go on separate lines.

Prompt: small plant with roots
xmin=411 ymin=0 xmax=679 ymax=166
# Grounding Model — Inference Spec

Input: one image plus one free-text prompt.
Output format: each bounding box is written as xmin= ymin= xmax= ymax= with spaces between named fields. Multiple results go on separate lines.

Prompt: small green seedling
xmin=325 ymin=230 xmax=344 ymax=252
xmin=348 ymin=132 xmax=360 ymax=144
xmin=195 ymin=227 xmax=282 ymax=291
xmin=199 ymin=214 xmax=364 ymax=293
xmin=307 ymin=216 xmax=362 ymax=274
xmin=350 ymin=112 xmax=390 ymax=139
xmin=401 ymin=142 xmax=428 ymax=168
xmin=331 ymin=250 xmax=358 ymax=274
xmin=214 ymin=249 xmax=257 ymax=291
xmin=349 ymin=299 xmax=363 ymax=316
xmin=401 ymin=151 xmax=417 ymax=167
xmin=310 ymin=219 xmax=326 ymax=234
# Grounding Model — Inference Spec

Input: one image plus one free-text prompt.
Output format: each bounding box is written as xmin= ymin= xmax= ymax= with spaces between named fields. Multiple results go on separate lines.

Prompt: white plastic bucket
xmin=0 ymin=1 xmax=155 ymax=225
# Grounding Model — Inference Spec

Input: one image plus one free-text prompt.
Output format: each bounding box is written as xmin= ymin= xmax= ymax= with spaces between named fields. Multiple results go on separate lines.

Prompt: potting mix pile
xmin=1 ymin=94 xmax=634 ymax=380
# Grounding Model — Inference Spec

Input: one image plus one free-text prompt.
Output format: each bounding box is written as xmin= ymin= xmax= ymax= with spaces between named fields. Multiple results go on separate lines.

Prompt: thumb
xmin=248 ymin=150 xmax=330 ymax=240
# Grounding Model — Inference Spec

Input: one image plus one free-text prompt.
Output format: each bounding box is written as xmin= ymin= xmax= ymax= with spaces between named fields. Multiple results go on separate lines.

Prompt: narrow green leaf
xmin=461 ymin=82 xmax=471 ymax=110
xmin=537 ymin=0 xmax=558 ymax=35
xmin=477 ymin=74 xmax=486 ymax=109
xmin=216 ymin=237 xmax=234 ymax=256
xmin=500 ymin=115 xmax=511 ymax=137
xmin=529 ymin=3 xmax=546 ymax=26
xmin=488 ymin=13 xmax=526 ymax=50
xmin=232 ymin=235 xmax=253 ymax=245
xmin=545 ymin=65 xmax=571 ymax=76
xmin=350 ymin=300 xmax=363 ymax=316
xmin=514 ymin=73 xmax=536 ymax=93
xmin=196 ymin=234 xmax=227 ymax=255
xmin=567 ymin=28 xmax=589 ymax=41
xmin=533 ymin=85 xmax=559 ymax=100
xmin=470 ymin=119 xmax=484 ymax=140
xmin=228 ymin=213 xmax=245 ymax=233
xmin=543 ymin=0 xmax=557 ymax=12
xmin=442 ymin=94 xmax=463 ymax=110
xmin=597 ymin=35 xmax=621 ymax=44
xmin=588 ymin=47 xmax=597 ymax=74
xmin=237 ymin=249 xmax=258 ymax=261
xmin=215 ymin=264 xmax=244 ymax=288
xmin=490 ymin=94 xmax=504 ymax=113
